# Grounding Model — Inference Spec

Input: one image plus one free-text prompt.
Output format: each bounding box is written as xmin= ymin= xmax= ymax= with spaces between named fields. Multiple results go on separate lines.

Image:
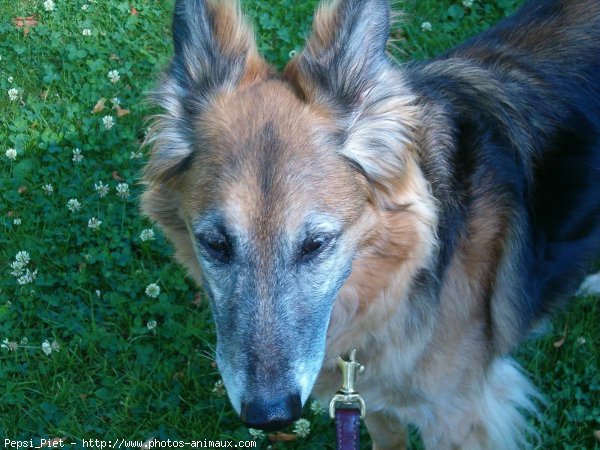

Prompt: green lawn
xmin=0 ymin=0 xmax=598 ymax=448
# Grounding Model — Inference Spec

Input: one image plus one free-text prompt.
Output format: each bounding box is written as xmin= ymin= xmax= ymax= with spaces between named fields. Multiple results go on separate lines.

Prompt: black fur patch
xmin=407 ymin=0 xmax=600 ymax=348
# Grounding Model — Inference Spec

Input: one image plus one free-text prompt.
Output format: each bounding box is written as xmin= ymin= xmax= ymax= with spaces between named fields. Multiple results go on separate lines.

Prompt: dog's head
xmin=142 ymin=0 xmax=436 ymax=430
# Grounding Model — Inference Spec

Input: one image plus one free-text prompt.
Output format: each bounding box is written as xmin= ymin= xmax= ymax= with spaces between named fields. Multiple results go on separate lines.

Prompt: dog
xmin=140 ymin=0 xmax=600 ymax=448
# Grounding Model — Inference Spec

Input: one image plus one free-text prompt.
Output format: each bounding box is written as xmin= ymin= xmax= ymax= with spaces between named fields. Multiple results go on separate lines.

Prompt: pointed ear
xmin=171 ymin=0 xmax=269 ymax=92
xmin=145 ymin=0 xmax=270 ymax=182
xmin=284 ymin=0 xmax=422 ymax=205
xmin=285 ymin=0 xmax=391 ymax=107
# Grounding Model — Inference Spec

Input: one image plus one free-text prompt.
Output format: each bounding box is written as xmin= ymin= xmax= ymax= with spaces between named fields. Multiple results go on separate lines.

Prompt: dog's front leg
xmin=365 ymin=410 xmax=408 ymax=450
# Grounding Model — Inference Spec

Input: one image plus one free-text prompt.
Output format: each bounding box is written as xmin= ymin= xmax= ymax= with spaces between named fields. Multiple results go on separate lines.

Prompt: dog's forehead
xmin=194 ymin=80 xmax=362 ymax=236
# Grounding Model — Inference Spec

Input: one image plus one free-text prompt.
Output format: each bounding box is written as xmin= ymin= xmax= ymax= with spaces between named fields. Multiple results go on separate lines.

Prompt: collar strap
xmin=335 ymin=408 xmax=361 ymax=450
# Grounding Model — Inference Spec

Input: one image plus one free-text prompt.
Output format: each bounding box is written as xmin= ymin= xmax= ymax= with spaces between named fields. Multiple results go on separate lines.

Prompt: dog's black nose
xmin=240 ymin=394 xmax=302 ymax=431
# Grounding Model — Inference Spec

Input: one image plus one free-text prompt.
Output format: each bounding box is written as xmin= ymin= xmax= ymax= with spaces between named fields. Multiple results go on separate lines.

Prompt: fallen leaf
xmin=7 ymin=211 xmax=14 ymax=217
xmin=192 ymin=292 xmax=203 ymax=307
xmin=110 ymin=54 xmax=120 ymax=60
xmin=268 ymin=433 xmax=298 ymax=442
xmin=18 ymin=185 xmax=27 ymax=194
xmin=91 ymin=98 xmax=106 ymax=114
xmin=594 ymin=430 xmax=600 ymax=442
xmin=130 ymin=5 xmax=138 ymax=15
xmin=393 ymin=28 xmax=406 ymax=38
xmin=112 ymin=171 xmax=125 ymax=181
xmin=115 ymin=105 xmax=130 ymax=117
xmin=553 ymin=325 xmax=568 ymax=348
xmin=13 ymin=16 xmax=38 ymax=28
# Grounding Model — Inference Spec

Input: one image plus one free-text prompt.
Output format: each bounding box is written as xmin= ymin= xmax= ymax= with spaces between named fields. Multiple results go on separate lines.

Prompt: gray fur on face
xmin=191 ymin=212 xmax=352 ymax=409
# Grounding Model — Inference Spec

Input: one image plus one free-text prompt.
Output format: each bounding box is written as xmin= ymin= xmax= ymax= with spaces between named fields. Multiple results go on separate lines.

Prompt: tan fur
xmin=144 ymin=79 xmax=370 ymax=285
xmin=308 ymin=0 xmax=343 ymax=54
xmin=311 ymin=181 xmax=534 ymax=449
xmin=204 ymin=0 xmax=271 ymax=87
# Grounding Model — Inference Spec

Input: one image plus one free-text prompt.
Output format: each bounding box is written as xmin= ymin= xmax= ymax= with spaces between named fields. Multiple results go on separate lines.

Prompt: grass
xmin=0 ymin=0 xmax=598 ymax=448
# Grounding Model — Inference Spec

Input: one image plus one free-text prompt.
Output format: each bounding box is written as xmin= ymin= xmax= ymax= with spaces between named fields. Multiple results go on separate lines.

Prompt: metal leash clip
xmin=329 ymin=349 xmax=366 ymax=419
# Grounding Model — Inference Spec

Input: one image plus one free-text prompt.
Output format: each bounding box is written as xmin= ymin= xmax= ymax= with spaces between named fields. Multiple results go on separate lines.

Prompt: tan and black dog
xmin=141 ymin=0 xmax=600 ymax=448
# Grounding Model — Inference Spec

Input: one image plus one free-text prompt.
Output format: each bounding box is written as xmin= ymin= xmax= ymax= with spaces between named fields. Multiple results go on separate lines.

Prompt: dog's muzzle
xmin=240 ymin=393 xmax=302 ymax=431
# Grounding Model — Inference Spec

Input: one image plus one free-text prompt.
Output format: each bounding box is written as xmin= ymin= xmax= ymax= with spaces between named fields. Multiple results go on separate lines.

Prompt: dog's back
xmin=405 ymin=0 xmax=600 ymax=350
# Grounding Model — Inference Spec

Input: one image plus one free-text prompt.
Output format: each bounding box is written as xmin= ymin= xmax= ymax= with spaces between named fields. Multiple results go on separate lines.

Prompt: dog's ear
xmin=171 ymin=0 xmax=268 ymax=94
xmin=285 ymin=0 xmax=391 ymax=107
xmin=145 ymin=0 xmax=270 ymax=182
xmin=285 ymin=0 xmax=421 ymax=204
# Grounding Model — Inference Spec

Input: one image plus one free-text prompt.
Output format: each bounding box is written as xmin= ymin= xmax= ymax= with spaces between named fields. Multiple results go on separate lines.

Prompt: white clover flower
xmin=462 ymin=0 xmax=474 ymax=7
xmin=140 ymin=228 xmax=155 ymax=242
xmin=15 ymin=251 xmax=30 ymax=266
xmin=95 ymin=289 xmax=101 ymax=297
xmin=67 ymin=198 xmax=82 ymax=212
xmin=17 ymin=269 xmax=37 ymax=285
xmin=212 ymin=379 xmax=226 ymax=397
xmin=88 ymin=217 xmax=102 ymax=229
xmin=111 ymin=97 xmax=120 ymax=105
xmin=7 ymin=76 xmax=14 ymax=83
xmin=82 ymin=28 xmax=92 ymax=36
xmin=13 ymin=218 xmax=22 ymax=225
xmin=72 ymin=148 xmax=84 ymax=162
xmin=41 ymin=340 xmax=52 ymax=355
xmin=43 ymin=0 xmax=55 ymax=11
xmin=5 ymin=148 xmax=17 ymax=160
xmin=146 ymin=320 xmax=157 ymax=331
xmin=10 ymin=259 xmax=26 ymax=275
xmin=577 ymin=336 xmax=586 ymax=345
xmin=310 ymin=400 xmax=324 ymax=415
xmin=116 ymin=182 xmax=129 ymax=199
xmin=1 ymin=339 xmax=18 ymax=352
xmin=10 ymin=261 xmax=25 ymax=277
xmin=7 ymin=88 xmax=18 ymax=102
xmin=421 ymin=21 xmax=432 ymax=32
xmin=42 ymin=184 xmax=54 ymax=195
xmin=108 ymin=69 xmax=120 ymax=83
xmin=10 ymin=251 xmax=31 ymax=279
xmin=145 ymin=283 xmax=160 ymax=298
xmin=248 ymin=429 xmax=265 ymax=440
xmin=102 ymin=115 xmax=115 ymax=130
xmin=94 ymin=181 xmax=110 ymax=197
xmin=293 ymin=418 xmax=311 ymax=437
xmin=82 ymin=4 xmax=89 ymax=10
xmin=130 ymin=150 xmax=143 ymax=159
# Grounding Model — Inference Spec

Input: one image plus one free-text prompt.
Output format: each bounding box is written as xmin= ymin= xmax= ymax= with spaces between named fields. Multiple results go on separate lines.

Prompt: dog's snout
xmin=240 ymin=393 xmax=302 ymax=431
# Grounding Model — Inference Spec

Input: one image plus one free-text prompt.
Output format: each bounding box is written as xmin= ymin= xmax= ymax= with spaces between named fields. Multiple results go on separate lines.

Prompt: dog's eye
xmin=199 ymin=233 xmax=231 ymax=262
xmin=300 ymin=234 xmax=332 ymax=261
